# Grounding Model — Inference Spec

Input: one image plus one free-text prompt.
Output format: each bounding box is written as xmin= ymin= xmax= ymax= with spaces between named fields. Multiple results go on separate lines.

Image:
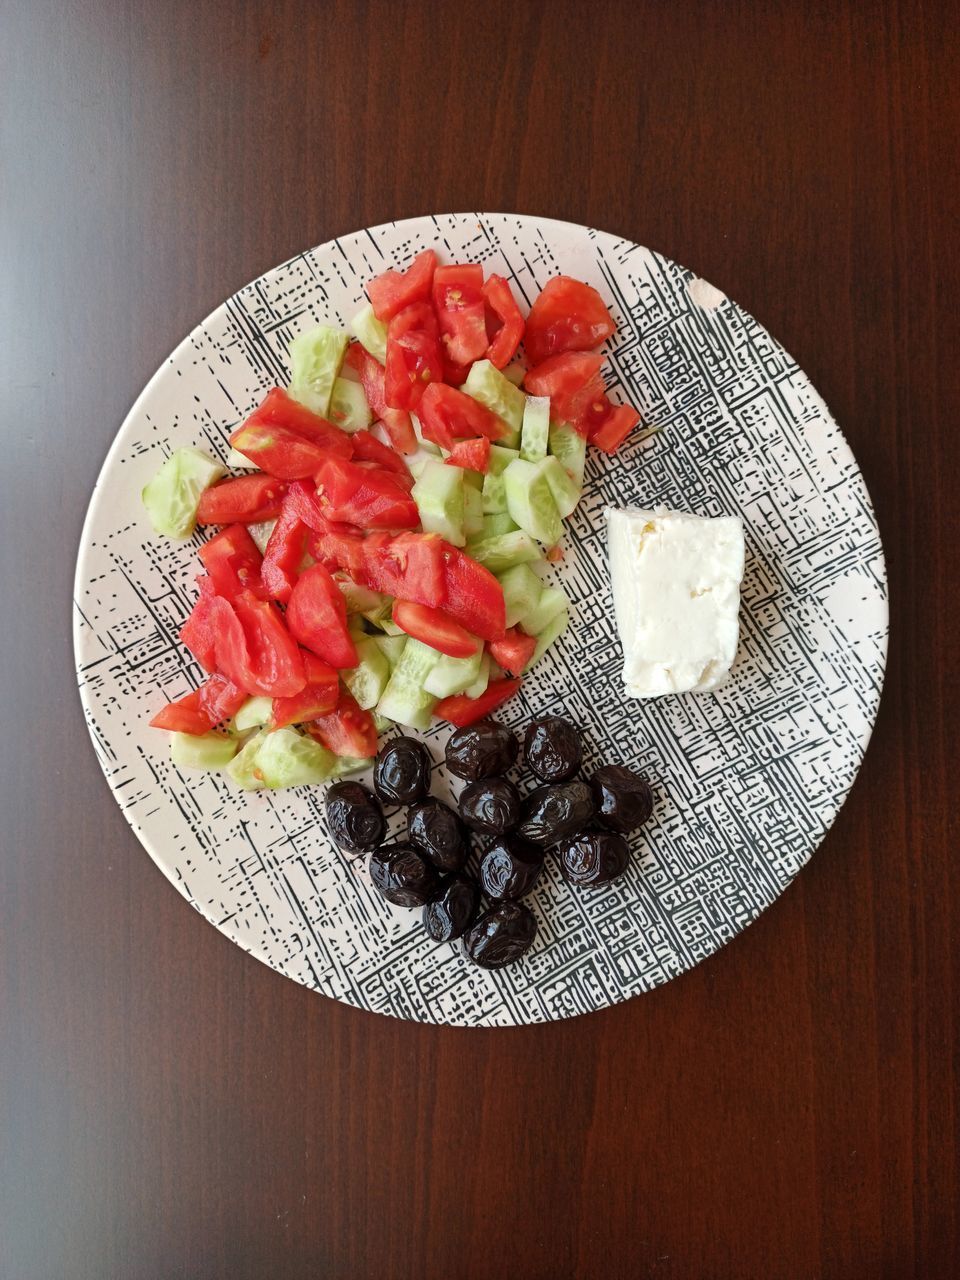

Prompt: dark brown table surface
xmin=3 ymin=2 xmax=958 ymax=1277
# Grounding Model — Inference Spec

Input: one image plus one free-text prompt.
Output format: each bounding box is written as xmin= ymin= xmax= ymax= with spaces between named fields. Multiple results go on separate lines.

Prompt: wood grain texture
xmin=1 ymin=1 xmax=957 ymax=1276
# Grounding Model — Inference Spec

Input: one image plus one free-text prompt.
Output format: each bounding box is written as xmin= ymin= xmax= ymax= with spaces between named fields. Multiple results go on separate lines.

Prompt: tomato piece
xmin=393 ymin=601 xmax=481 ymax=658
xmin=433 ymin=264 xmax=488 ymax=366
xmin=524 ymin=351 xmax=607 ymax=436
xmin=179 ymin=585 xmax=219 ymax=672
xmin=196 ymin=474 xmax=287 ymax=525
xmin=367 ymin=248 xmax=436 ymax=322
xmin=488 ymin=627 xmax=537 ymax=675
xmin=309 ymin=527 xmax=366 ymax=580
xmin=524 ymin=276 xmax=615 ymax=365
xmin=442 ymin=356 xmax=471 ymax=387
xmin=418 ymin=381 xmax=510 ymax=449
xmin=150 ymin=674 xmax=247 ymax=734
xmin=315 ymin=456 xmax=419 ymax=529
xmin=444 ymin=437 xmax=491 ymax=473
xmin=344 ymin=343 xmax=419 ymax=454
xmin=285 ymin=564 xmax=359 ymax=669
xmin=589 ymin=403 xmax=643 ymax=453
xmin=385 ymin=302 xmax=442 ymax=411
xmin=270 ymin=651 xmax=339 ymax=729
xmin=198 ymin=524 xmax=265 ymax=601
xmin=433 ymin=677 xmax=522 ymax=727
xmin=306 ymin=687 xmax=378 ymax=759
xmin=442 ymin=547 xmax=506 ymax=641
xmin=482 ymin=275 xmax=525 ymax=368
xmin=350 ymin=430 xmax=411 ymax=479
xmin=260 ymin=502 xmax=310 ymax=603
xmin=208 ymin=590 xmax=306 ymax=697
xmin=228 ymin=423 xmax=337 ymax=480
xmin=361 ymin=531 xmax=446 ymax=606
xmin=245 ymin=387 xmax=354 ymax=451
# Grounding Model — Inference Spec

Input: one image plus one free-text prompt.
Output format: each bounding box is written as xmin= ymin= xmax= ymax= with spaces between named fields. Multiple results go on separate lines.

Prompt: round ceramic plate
xmin=74 ymin=213 xmax=888 ymax=1026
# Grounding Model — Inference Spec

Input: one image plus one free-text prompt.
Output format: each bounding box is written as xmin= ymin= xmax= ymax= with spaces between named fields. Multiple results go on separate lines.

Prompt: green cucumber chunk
xmin=337 ymin=577 xmax=389 ymax=616
xmin=170 ymin=731 xmax=237 ymax=770
xmin=529 ymin=608 xmax=569 ymax=667
xmin=465 ymin=529 xmax=542 ymax=574
xmin=478 ymin=512 xmax=519 ymax=539
xmin=142 ymin=447 xmax=226 ymax=541
xmin=343 ymin=637 xmax=391 ymax=709
xmin=288 ymin=325 xmax=349 ymax=417
xmin=462 ymin=360 xmax=525 ymax=447
xmin=497 ymin=563 xmax=543 ymax=628
xmin=503 ymin=458 xmax=563 ymax=546
xmin=372 ymin=711 xmax=395 ymax=735
xmin=330 ymin=755 xmax=374 ymax=777
xmin=481 ymin=445 xmax=520 ymax=514
xmin=255 ymin=727 xmax=338 ymax=789
xmin=349 ymin=303 xmax=389 ymax=364
xmin=411 ymin=460 xmax=465 ymax=546
xmin=520 ymin=395 xmax=550 ymax=463
xmin=226 ymin=731 xmax=269 ymax=789
xmin=372 ymin=634 xmax=407 ymax=668
xmin=548 ymin=421 xmax=587 ymax=492
xmin=540 ymin=454 xmax=581 ymax=519
xmin=328 ymin=377 xmax=371 ymax=433
xmin=463 ymin=481 xmax=484 ymax=539
xmin=519 ymin=585 xmax=569 ymax=636
xmin=423 ymin=647 xmax=484 ymax=699
xmin=464 ymin=651 xmax=492 ymax=699
xmin=232 ymin=696 xmax=273 ymax=734
xmin=376 ymin=638 xmax=440 ymax=730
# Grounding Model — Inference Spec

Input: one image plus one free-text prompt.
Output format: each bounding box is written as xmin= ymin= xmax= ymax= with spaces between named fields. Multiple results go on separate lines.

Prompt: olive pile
xmin=324 ymin=718 xmax=655 ymax=969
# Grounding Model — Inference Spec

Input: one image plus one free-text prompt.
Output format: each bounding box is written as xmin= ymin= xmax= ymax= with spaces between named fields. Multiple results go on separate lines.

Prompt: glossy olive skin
xmin=478 ymin=835 xmax=544 ymax=901
xmin=557 ymin=830 xmax=630 ymax=887
xmin=325 ymin=781 xmax=385 ymax=854
xmin=518 ymin=781 xmax=595 ymax=846
xmin=423 ymin=873 xmax=480 ymax=942
xmin=463 ymin=901 xmax=538 ymax=968
xmin=373 ymin=736 xmax=432 ymax=805
xmin=407 ymin=798 xmax=469 ymax=872
xmin=523 ymin=716 xmax=582 ymax=783
xmin=369 ymin=844 xmax=439 ymax=907
xmin=458 ymin=777 xmax=520 ymax=835
xmin=590 ymin=765 xmax=654 ymax=833
xmin=444 ymin=720 xmax=518 ymax=781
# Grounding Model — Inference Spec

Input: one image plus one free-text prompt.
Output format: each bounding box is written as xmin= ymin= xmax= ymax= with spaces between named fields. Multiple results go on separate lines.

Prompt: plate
xmin=74 ymin=213 xmax=888 ymax=1026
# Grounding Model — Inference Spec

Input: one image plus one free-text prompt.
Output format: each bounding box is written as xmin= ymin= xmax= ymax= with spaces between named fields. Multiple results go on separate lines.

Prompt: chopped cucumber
xmin=411 ymin=460 xmax=465 ymax=546
xmin=232 ymin=696 xmax=273 ymax=734
xmin=247 ymin=519 xmax=277 ymax=555
xmin=328 ymin=377 xmax=371 ymax=433
xmin=478 ymin=512 xmax=519 ymax=539
xmin=529 ymin=608 xmax=569 ymax=666
xmin=142 ymin=447 xmax=225 ymax=541
xmin=376 ymin=638 xmax=440 ymax=730
xmin=466 ymin=529 xmax=541 ymax=573
xmin=502 ymin=361 xmax=526 ymax=387
xmin=503 ymin=458 xmax=563 ymax=546
xmin=462 ymin=468 xmax=484 ymax=491
xmin=519 ymin=585 xmax=569 ymax=636
xmin=423 ymin=647 xmax=484 ymax=698
xmin=226 ymin=446 xmax=258 ymax=469
xmin=540 ymin=454 xmax=581 ymax=519
xmin=520 ymin=395 xmax=550 ymax=463
xmin=549 ymin=421 xmax=587 ymax=492
xmin=490 ymin=444 xmax=521 ymax=474
xmin=226 ymin=731 xmax=269 ymax=789
xmin=343 ymin=637 xmax=391 ymax=709
xmin=288 ymin=325 xmax=349 ymax=417
xmin=372 ymin=711 xmax=395 ymax=735
xmin=330 ymin=755 xmax=374 ymax=777
xmin=372 ymin=634 xmax=407 ymax=668
xmin=255 ymin=727 xmax=338 ymax=788
xmin=337 ymin=577 xmax=389 ymax=616
xmin=481 ymin=445 xmax=519 ymax=514
xmin=170 ymin=731 xmax=237 ymax=770
xmin=463 ymin=481 xmax=484 ymax=539
xmin=349 ymin=303 xmax=388 ymax=364
xmin=464 ymin=651 xmax=492 ymax=699
xmin=498 ymin=563 xmax=543 ymax=628
xmin=462 ymin=360 xmax=525 ymax=447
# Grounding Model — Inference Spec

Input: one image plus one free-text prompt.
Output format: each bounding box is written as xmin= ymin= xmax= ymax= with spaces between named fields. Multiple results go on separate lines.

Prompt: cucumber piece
xmin=502 ymin=361 xmax=526 ymax=387
xmin=349 ymin=303 xmax=389 ymax=364
xmin=372 ymin=712 xmax=395 ymax=735
xmin=519 ymin=585 xmax=569 ymax=636
xmin=464 ymin=651 xmax=492 ymax=699
xmin=255 ymin=727 xmax=338 ymax=789
xmin=503 ymin=458 xmax=563 ymax=546
xmin=376 ymin=638 xmax=440 ymax=730
xmin=372 ymin=634 xmax=407 ymax=668
xmin=497 ymin=563 xmax=543 ymax=628
xmin=463 ymin=481 xmax=484 ymax=539
xmin=142 ymin=447 xmax=226 ymax=541
xmin=466 ymin=529 xmax=541 ymax=574
xmin=411 ymin=460 xmax=465 ymax=546
xmin=343 ymin=637 xmax=391 ymax=709
xmin=170 ymin=731 xmax=237 ymax=770
xmin=226 ymin=731 xmax=269 ymax=789
xmin=337 ymin=577 xmax=389 ymax=616
xmin=247 ymin=519 xmax=277 ymax=555
xmin=232 ymin=696 xmax=273 ymax=734
xmin=328 ymin=377 xmax=371 ymax=433
xmin=529 ymin=608 xmax=569 ymax=667
xmin=549 ymin=421 xmax=587 ymax=492
xmin=288 ymin=325 xmax=349 ymax=417
xmin=489 ymin=444 xmax=521 ymax=474
xmin=540 ymin=454 xmax=581 ymax=519
xmin=423 ymin=647 xmax=484 ymax=698
xmin=462 ymin=468 xmax=484 ymax=491
xmin=330 ymin=755 xmax=374 ymax=777
xmin=226 ymin=446 xmax=258 ymax=469
xmin=520 ymin=395 xmax=550 ymax=463
xmin=462 ymin=360 xmax=525 ymax=446
xmin=481 ymin=445 xmax=520 ymax=514
xmin=478 ymin=512 xmax=519 ymax=539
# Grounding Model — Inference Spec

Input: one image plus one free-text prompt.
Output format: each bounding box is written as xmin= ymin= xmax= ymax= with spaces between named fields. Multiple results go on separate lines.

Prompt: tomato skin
xmin=482 ymin=275 xmax=525 ymax=368
xmin=442 ymin=547 xmax=506 ymax=641
xmin=209 ymin=590 xmax=307 ymax=698
xmin=384 ymin=303 xmax=443 ymax=411
xmin=418 ymin=381 xmax=510 ymax=449
xmin=179 ymin=584 xmax=219 ymax=672
xmin=393 ymin=601 xmax=481 ymax=658
xmin=309 ymin=527 xmax=366 ymax=580
xmin=524 ymin=276 xmax=615 ymax=365
xmin=523 ymin=351 xmax=606 ymax=435
xmin=444 ymin=437 xmax=491 ymax=473
xmin=198 ymin=524 xmax=265 ymax=600
xmin=306 ymin=687 xmax=378 ymax=758
xmin=434 ymin=677 xmax=522 ymax=727
xmin=150 ymin=673 xmax=247 ymax=734
xmin=197 ymin=474 xmax=287 ymax=525
xmin=345 ymin=343 xmax=418 ymax=454
xmin=350 ymin=430 xmax=411 ymax=479
xmin=229 ymin=422 xmax=339 ymax=480
xmin=367 ymin=248 xmax=436 ymax=322
xmin=233 ymin=387 xmax=354 ymax=462
xmin=589 ymin=403 xmax=642 ymax=453
xmin=270 ymin=651 xmax=339 ymax=729
xmin=361 ymin=531 xmax=446 ymax=607
xmin=315 ymin=456 xmax=420 ymax=529
xmin=433 ymin=264 xmax=488 ymax=365
xmin=488 ymin=627 xmax=537 ymax=675
xmin=261 ymin=503 xmax=310 ymax=603
xmin=286 ymin=564 xmax=359 ymax=669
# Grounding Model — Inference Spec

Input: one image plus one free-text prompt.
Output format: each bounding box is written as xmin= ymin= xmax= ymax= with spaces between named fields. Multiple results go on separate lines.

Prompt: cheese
xmin=605 ymin=507 xmax=744 ymax=697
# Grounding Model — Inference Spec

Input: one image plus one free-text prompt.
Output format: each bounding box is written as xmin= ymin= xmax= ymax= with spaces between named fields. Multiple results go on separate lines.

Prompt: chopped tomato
xmin=232 ymin=387 xmax=353 ymax=464
xmin=524 ymin=276 xmax=615 ymax=365
xmin=344 ymin=343 xmax=418 ymax=454
xmin=367 ymin=248 xmax=436 ymax=322
xmin=228 ymin=423 xmax=339 ymax=480
xmin=150 ymin=674 xmax=247 ymax=734
xmin=384 ymin=302 xmax=442 ymax=411
xmin=483 ymin=275 xmax=525 ymax=368
xmin=210 ymin=590 xmax=306 ymax=698
xmin=310 ymin=526 xmax=366 ymax=580
xmin=179 ymin=584 xmax=219 ymax=672
xmin=434 ymin=677 xmax=522 ymax=727
xmin=315 ymin=456 xmax=419 ymax=529
xmin=418 ymin=381 xmax=510 ymax=450
xmin=589 ymin=403 xmax=643 ymax=453
xmin=524 ymin=351 xmax=606 ymax=435
xmin=433 ymin=264 xmax=488 ymax=365
xmin=442 ymin=547 xmax=506 ymax=641
xmin=198 ymin=524 xmax=265 ymax=600
xmin=306 ymin=687 xmax=378 ymax=759
xmin=393 ymin=600 xmax=481 ymax=658
xmin=285 ymin=564 xmax=358 ymax=669
xmin=350 ymin=430 xmax=411 ymax=479
xmin=361 ymin=531 xmax=446 ymax=607
xmin=261 ymin=503 xmax=310 ymax=603
xmin=270 ymin=651 xmax=339 ymax=729
xmin=445 ymin=437 xmax=491 ymax=473
xmin=197 ymin=474 xmax=286 ymax=525
xmin=488 ymin=627 xmax=537 ymax=675
xmin=442 ymin=356 xmax=471 ymax=387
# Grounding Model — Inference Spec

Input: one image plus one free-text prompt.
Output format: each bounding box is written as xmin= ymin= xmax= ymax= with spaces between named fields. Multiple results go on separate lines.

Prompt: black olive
xmin=557 ymin=830 xmax=630 ymax=886
xmin=407 ymin=798 xmax=469 ymax=872
xmin=444 ymin=720 xmax=518 ymax=781
xmin=478 ymin=835 xmax=544 ymax=901
xmin=523 ymin=716 xmax=582 ymax=782
xmin=373 ymin=736 xmax=432 ymax=805
xmin=517 ymin=781 xmax=594 ymax=846
xmin=369 ymin=844 xmax=439 ymax=907
xmin=590 ymin=765 xmax=653 ymax=833
xmin=423 ymin=873 xmax=480 ymax=942
xmin=458 ymin=777 xmax=520 ymax=835
xmin=463 ymin=902 xmax=538 ymax=968
xmin=325 ymin=781 xmax=385 ymax=854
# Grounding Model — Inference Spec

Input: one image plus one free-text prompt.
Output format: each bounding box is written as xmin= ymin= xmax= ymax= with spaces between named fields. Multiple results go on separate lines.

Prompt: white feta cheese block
xmin=605 ymin=506 xmax=745 ymax=697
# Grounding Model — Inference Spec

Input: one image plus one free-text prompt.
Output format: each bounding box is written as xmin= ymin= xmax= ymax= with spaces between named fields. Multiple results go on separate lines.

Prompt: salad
xmin=142 ymin=249 xmax=644 ymax=789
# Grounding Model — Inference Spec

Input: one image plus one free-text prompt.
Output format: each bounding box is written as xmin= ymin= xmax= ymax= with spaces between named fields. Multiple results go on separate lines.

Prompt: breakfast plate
xmin=74 ymin=212 xmax=888 ymax=1025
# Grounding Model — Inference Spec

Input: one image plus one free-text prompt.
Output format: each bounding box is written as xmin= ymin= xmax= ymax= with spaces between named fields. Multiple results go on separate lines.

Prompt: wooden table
xmin=3 ymin=2 xmax=957 ymax=1276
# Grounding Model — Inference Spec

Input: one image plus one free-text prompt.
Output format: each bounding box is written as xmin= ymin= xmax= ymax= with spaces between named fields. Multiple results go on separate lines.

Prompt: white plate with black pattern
xmin=74 ymin=213 xmax=888 ymax=1026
